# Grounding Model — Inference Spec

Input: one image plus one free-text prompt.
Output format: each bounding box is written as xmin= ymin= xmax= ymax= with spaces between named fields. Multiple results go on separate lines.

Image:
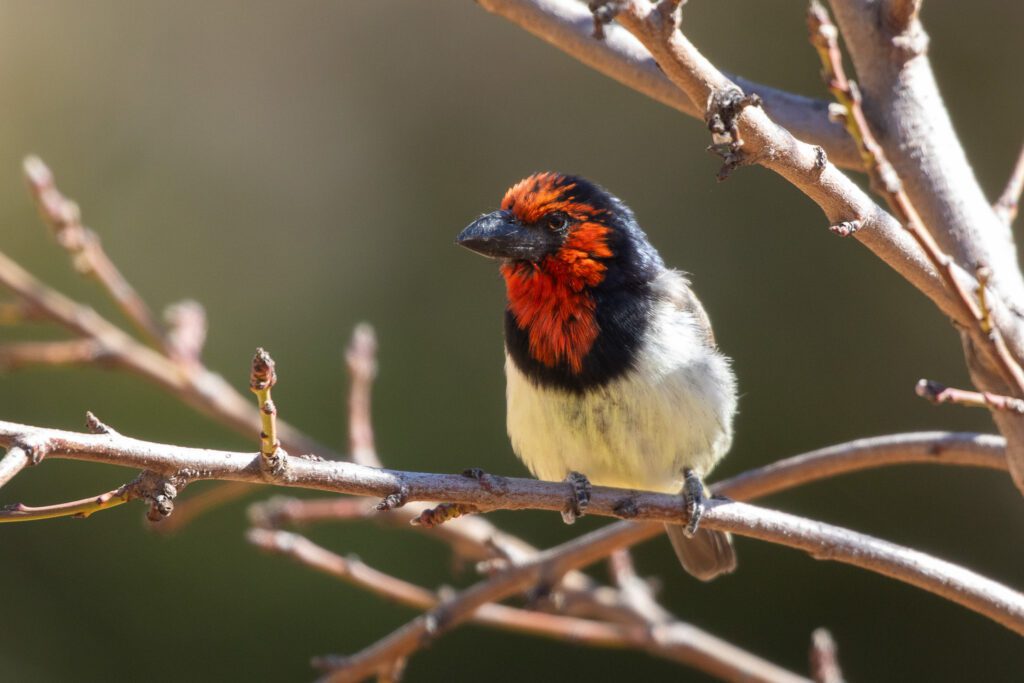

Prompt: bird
xmin=456 ymin=172 xmax=738 ymax=581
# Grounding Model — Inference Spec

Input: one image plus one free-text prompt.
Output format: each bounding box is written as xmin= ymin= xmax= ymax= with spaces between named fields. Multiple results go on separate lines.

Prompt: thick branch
xmin=600 ymin=2 xmax=976 ymax=330
xmin=600 ymin=0 xmax=1024 ymax=496
xmin=828 ymin=1 xmax=1024 ymax=313
xmin=0 ymin=447 xmax=31 ymax=489
xmin=476 ymin=0 xmax=860 ymax=168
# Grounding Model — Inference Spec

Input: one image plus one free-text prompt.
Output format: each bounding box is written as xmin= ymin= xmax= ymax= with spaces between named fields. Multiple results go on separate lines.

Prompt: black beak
xmin=456 ymin=210 xmax=559 ymax=261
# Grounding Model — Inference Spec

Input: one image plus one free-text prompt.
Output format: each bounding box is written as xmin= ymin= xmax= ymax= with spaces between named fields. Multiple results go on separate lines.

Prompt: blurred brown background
xmin=1 ymin=1 xmax=1023 ymax=680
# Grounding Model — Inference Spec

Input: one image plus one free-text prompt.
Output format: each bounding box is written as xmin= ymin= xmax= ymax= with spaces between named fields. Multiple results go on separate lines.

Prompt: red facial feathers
xmin=498 ymin=173 xmax=613 ymax=373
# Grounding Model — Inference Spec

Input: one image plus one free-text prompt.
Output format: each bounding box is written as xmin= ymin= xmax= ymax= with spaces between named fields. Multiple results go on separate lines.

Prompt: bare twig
xmin=1 ymin=486 xmax=132 ymax=522
xmin=608 ymin=548 xmax=667 ymax=625
xmin=809 ymin=628 xmax=845 ymax=683
xmin=0 ymin=339 xmax=104 ymax=370
xmin=1 ymin=421 xmax=1021 ymax=634
xmin=22 ymin=156 xmax=168 ymax=351
xmin=916 ymin=380 xmax=1024 ymax=414
xmin=249 ymin=495 xmax=378 ymax=529
xmin=250 ymin=348 xmax=283 ymax=473
xmin=0 ymin=468 xmax=179 ymax=524
xmin=0 ymin=249 xmax=337 ymax=461
xmin=345 ymin=324 xmax=381 ymax=468
xmin=163 ymin=299 xmax=207 ymax=367
xmin=994 ymin=143 xmax=1024 ymax=227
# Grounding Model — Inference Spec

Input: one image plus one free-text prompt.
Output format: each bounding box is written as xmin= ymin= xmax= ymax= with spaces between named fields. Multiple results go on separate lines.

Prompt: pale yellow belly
xmin=505 ymin=354 xmax=733 ymax=494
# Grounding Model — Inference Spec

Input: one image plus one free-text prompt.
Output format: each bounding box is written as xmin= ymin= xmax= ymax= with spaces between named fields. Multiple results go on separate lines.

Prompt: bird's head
xmin=458 ymin=173 xmax=662 ymax=382
xmin=457 ymin=172 xmax=659 ymax=285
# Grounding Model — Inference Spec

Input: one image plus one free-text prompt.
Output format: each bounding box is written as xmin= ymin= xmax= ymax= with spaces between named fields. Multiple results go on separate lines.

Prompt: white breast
xmin=505 ymin=285 xmax=736 ymax=494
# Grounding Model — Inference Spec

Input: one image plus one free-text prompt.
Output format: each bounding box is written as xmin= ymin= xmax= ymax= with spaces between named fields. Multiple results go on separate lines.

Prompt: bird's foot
xmin=561 ymin=471 xmax=592 ymax=525
xmin=682 ymin=468 xmax=706 ymax=538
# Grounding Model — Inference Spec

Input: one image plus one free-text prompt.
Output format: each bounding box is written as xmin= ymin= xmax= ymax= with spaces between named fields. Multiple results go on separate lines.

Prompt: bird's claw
xmin=682 ymin=468 xmax=705 ymax=538
xmin=561 ymin=471 xmax=591 ymax=525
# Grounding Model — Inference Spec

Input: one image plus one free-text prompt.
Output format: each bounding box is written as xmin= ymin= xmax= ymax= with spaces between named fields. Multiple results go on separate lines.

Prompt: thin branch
xmin=250 ymin=528 xmax=806 ymax=682
xmin=0 ymin=339 xmax=105 ymax=370
xmin=809 ymin=628 xmax=845 ymax=683
xmin=22 ymin=156 xmax=168 ymax=351
xmin=1 ymin=421 xmax=1021 ymax=635
xmin=713 ymin=431 xmax=1007 ymax=501
xmin=1 ymin=486 xmax=132 ymax=522
xmin=0 ymin=467 xmax=179 ymax=523
xmin=994 ymin=143 xmax=1024 ymax=227
xmin=607 ymin=548 xmax=668 ymax=625
xmin=163 ymin=299 xmax=207 ymax=368
xmin=250 ymin=348 xmax=283 ymax=473
xmin=475 ymin=0 xmax=861 ymax=169
xmin=313 ymin=522 xmax=808 ymax=683
xmin=0 ymin=248 xmax=338 ymax=460
xmin=345 ymin=324 xmax=381 ymax=468
xmin=249 ymin=496 xmax=378 ymax=528
xmin=916 ymin=380 xmax=1024 ymax=415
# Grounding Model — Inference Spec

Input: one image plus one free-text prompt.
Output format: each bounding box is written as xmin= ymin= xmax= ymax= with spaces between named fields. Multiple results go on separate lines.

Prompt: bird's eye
xmin=545 ymin=213 xmax=569 ymax=232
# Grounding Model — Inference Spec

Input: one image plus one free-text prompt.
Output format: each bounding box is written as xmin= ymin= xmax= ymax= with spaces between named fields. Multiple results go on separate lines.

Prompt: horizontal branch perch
xmin=1 ymin=420 xmax=1020 ymax=635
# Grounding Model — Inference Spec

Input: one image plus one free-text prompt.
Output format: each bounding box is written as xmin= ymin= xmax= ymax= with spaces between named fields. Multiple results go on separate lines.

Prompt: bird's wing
xmin=653 ymin=269 xmax=717 ymax=348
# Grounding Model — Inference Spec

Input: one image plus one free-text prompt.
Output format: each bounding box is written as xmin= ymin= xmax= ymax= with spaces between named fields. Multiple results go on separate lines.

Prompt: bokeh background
xmin=1 ymin=1 xmax=1023 ymax=680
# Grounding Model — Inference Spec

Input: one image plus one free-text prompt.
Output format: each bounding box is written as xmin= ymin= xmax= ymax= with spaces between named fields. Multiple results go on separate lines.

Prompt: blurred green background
xmin=2 ymin=1 xmax=1023 ymax=680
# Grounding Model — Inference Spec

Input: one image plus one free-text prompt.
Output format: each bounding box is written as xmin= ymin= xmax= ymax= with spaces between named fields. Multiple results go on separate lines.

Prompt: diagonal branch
xmin=23 ymin=156 xmax=169 ymax=352
xmin=0 ymin=249 xmax=337 ymax=461
xmin=475 ymin=0 xmax=860 ymax=169
xmin=994 ymin=143 xmax=1024 ymax=227
xmin=313 ymin=521 xmax=809 ymax=683
xmin=250 ymin=528 xmax=808 ymax=683
xmin=827 ymin=0 xmax=1024 ymax=313
xmin=806 ymin=1 xmax=1024 ymax=397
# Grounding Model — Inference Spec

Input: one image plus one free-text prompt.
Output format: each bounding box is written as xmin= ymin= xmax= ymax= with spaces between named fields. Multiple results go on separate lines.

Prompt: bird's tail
xmin=664 ymin=524 xmax=737 ymax=581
